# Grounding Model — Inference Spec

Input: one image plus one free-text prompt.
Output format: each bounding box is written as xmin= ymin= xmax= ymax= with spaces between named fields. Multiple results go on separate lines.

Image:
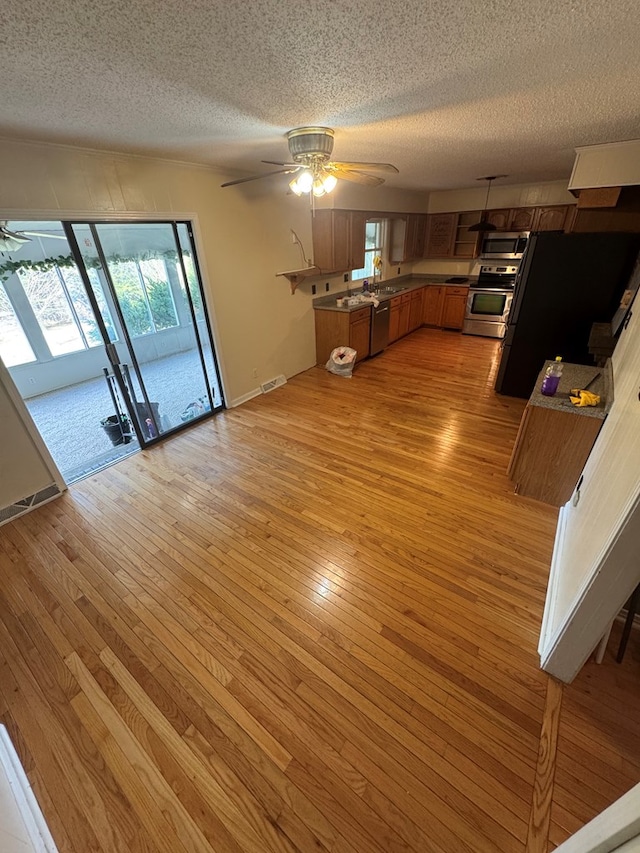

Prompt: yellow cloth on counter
xmin=569 ymin=389 xmax=600 ymax=407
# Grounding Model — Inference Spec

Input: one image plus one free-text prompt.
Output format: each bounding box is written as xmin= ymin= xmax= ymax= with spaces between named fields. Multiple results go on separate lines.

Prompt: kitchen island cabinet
xmin=508 ymin=362 xmax=609 ymax=506
xmin=314 ymin=306 xmax=370 ymax=366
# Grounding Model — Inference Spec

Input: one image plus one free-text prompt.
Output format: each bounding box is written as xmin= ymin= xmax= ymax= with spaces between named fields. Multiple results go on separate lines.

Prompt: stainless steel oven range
xmin=462 ymin=264 xmax=518 ymax=339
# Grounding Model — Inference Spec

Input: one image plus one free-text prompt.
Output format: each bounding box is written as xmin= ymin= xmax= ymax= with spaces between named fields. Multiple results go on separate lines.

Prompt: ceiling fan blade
xmin=22 ymin=231 xmax=67 ymax=240
xmin=261 ymin=160 xmax=299 ymax=168
xmin=331 ymin=161 xmax=399 ymax=174
xmin=330 ymin=168 xmax=385 ymax=187
xmin=0 ymin=227 xmax=31 ymax=243
xmin=221 ymin=168 xmax=295 ymax=188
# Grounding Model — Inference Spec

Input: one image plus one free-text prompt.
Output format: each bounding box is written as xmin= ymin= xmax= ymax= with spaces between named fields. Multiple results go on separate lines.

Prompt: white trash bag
xmin=326 ymin=346 xmax=357 ymax=378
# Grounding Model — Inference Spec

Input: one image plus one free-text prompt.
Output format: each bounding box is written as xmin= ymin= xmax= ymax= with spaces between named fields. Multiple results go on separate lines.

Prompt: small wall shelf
xmin=276 ymin=266 xmax=323 ymax=294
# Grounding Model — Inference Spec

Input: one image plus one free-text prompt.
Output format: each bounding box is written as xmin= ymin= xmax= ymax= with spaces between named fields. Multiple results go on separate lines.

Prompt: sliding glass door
xmin=68 ymin=222 xmax=222 ymax=444
xmin=0 ymin=218 xmax=222 ymax=483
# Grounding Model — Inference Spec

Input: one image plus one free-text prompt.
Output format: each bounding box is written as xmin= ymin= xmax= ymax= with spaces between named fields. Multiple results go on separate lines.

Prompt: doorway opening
xmin=0 ymin=220 xmax=223 ymax=483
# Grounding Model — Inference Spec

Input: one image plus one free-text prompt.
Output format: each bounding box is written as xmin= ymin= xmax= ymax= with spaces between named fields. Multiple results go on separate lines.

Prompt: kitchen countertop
xmin=312 ymin=274 xmax=478 ymax=313
xmin=529 ymin=360 xmax=612 ymax=419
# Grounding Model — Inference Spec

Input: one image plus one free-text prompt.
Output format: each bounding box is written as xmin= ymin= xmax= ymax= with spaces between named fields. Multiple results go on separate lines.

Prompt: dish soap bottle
xmin=541 ymin=356 xmax=563 ymax=396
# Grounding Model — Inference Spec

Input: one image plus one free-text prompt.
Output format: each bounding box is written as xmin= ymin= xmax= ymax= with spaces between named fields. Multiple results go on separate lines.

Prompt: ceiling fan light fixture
xmin=312 ymin=178 xmax=327 ymax=198
xmin=322 ymin=173 xmax=338 ymax=193
xmin=296 ymin=169 xmax=314 ymax=194
xmin=289 ymin=176 xmax=303 ymax=196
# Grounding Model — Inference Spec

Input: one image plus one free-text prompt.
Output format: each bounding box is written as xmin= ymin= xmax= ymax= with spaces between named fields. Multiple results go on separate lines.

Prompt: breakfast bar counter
xmin=507 ymin=361 xmax=612 ymax=506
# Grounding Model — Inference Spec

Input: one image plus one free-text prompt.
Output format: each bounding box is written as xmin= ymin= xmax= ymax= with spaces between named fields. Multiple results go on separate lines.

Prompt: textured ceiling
xmin=1 ymin=0 xmax=639 ymax=190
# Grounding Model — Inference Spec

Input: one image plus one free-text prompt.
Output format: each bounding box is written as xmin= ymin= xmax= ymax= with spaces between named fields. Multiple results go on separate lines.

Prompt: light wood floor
xmin=1 ymin=328 xmax=639 ymax=853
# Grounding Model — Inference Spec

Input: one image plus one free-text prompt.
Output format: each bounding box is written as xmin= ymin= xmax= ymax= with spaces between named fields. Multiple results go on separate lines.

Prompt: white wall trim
xmin=539 ymin=503 xmax=569 ymax=656
xmin=554 ymin=780 xmax=640 ymax=853
xmin=540 ymin=490 xmax=640 ymax=682
xmin=228 ymin=387 xmax=262 ymax=408
xmin=0 ymin=360 xmax=66 ymax=492
xmin=0 ymin=725 xmax=59 ymax=851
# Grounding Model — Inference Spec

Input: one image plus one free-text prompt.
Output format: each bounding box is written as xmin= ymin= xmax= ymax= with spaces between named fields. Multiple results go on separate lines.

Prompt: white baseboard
xmin=228 ymin=387 xmax=262 ymax=408
xmin=0 ymin=725 xmax=59 ymax=852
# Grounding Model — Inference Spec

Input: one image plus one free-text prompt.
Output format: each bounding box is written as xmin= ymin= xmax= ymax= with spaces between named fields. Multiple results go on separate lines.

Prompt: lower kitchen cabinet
xmin=398 ymin=293 xmax=411 ymax=338
xmin=389 ymin=296 xmax=401 ymax=342
xmin=314 ymin=306 xmax=371 ymax=366
xmin=423 ymin=285 xmax=445 ymax=325
xmin=349 ymin=308 xmax=371 ymax=363
xmin=423 ymin=285 xmax=468 ymax=329
xmin=408 ymin=287 xmax=424 ymax=332
xmin=441 ymin=290 xmax=467 ymax=330
xmin=389 ymin=293 xmax=411 ymax=341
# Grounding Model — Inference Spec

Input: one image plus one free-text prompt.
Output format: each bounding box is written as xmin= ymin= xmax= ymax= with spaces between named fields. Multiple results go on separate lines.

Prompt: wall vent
xmin=260 ymin=375 xmax=287 ymax=394
xmin=0 ymin=483 xmax=62 ymax=527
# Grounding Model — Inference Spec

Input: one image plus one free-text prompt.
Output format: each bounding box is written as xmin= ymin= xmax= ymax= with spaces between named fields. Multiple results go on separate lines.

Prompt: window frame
xmin=350 ymin=219 xmax=385 ymax=283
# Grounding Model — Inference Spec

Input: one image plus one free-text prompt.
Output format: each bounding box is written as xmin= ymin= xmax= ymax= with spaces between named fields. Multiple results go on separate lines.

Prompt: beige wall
xmin=0 ymin=137 xmax=424 ymax=504
xmin=427 ymin=180 xmax=575 ymax=213
xmin=0 ymin=367 xmax=56 ymax=506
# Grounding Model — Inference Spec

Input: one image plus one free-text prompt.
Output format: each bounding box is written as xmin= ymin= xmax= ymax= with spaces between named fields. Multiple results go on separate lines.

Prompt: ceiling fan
xmin=0 ymin=221 xmax=67 ymax=252
xmin=221 ymin=127 xmax=399 ymax=197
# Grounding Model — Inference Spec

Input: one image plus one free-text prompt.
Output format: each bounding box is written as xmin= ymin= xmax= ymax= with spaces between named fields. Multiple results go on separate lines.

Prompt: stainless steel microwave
xmin=480 ymin=231 xmax=529 ymax=260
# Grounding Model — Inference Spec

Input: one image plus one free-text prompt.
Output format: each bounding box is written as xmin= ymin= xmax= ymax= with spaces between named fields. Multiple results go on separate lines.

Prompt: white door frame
xmin=554 ymin=783 xmax=640 ymax=853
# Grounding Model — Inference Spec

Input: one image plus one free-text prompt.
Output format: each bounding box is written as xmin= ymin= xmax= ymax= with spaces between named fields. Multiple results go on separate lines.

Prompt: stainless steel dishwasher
xmin=370 ymin=302 xmax=390 ymax=355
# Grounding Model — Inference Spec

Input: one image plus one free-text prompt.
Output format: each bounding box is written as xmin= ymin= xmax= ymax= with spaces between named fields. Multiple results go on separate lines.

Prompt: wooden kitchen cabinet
xmin=441 ymin=290 xmax=468 ymax=330
xmin=535 ymin=205 xmax=573 ymax=231
xmin=398 ymin=293 xmax=411 ymax=338
xmin=349 ymin=307 xmax=371 ymax=362
xmin=424 ymin=213 xmax=457 ymax=257
xmin=312 ymin=209 xmax=366 ymax=273
xmin=509 ymin=207 xmax=538 ymax=230
xmin=390 ymin=214 xmax=428 ymax=262
xmin=389 ymin=295 xmax=401 ymax=342
xmin=314 ymin=305 xmax=371 ymax=365
xmin=453 ymin=211 xmax=482 ymax=258
xmin=422 ymin=285 xmax=445 ymax=325
xmin=485 ymin=209 xmax=511 ymax=231
xmin=422 ymin=285 xmax=468 ymax=329
xmin=408 ymin=287 xmax=424 ymax=331
xmin=507 ymin=362 xmax=607 ymax=506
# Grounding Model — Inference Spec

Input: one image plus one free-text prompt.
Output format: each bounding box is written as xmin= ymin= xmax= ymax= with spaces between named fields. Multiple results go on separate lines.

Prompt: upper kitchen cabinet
xmin=535 ymin=205 xmax=574 ymax=232
xmin=508 ymin=207 xmax=538 ymax=231
xmin=487 ymin=205 xmax=575 ymax=233
xmin=312 ymin=209 xmax=366 ymax=273
xmin=424 ymin=213 xmax=457 ymax=258
xmin=485 ymin=209 xmax=511 ymax=231
xmin=453 ymin=211 xmax=481 ymax=258
xmin=390 ymin=214 xmax=428 ymax=262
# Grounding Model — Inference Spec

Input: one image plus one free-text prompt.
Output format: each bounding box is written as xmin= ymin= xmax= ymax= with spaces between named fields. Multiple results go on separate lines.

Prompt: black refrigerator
xmin=495 ymin=232 xmax=640 ymax=398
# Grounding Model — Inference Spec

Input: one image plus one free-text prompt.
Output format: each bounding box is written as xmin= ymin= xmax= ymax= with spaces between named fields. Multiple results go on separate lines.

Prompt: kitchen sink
xmin=375 ymin=286 xmax=406 ymax=294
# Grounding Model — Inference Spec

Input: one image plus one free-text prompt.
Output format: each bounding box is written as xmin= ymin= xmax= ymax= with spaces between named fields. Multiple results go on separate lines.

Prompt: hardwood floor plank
xmin=1 ymin=330 xmax=636 ymax=853
xmin=526 ymin=676 xmax=563 ymax=853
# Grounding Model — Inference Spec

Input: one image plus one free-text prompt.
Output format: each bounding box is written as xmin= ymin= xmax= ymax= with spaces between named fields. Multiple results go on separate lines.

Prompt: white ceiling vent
xmin=260 ymin=375 xmax=287 ymax=394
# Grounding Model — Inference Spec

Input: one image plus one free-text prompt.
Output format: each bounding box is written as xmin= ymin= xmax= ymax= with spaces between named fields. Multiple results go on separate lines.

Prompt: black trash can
xmin=101 ymin=415 xmax=132 ymax=446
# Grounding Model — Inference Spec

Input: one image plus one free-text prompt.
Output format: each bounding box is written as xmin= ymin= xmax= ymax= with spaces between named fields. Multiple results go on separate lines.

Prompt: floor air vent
xmin=260 ymin=375 xmax=287 ymax=394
